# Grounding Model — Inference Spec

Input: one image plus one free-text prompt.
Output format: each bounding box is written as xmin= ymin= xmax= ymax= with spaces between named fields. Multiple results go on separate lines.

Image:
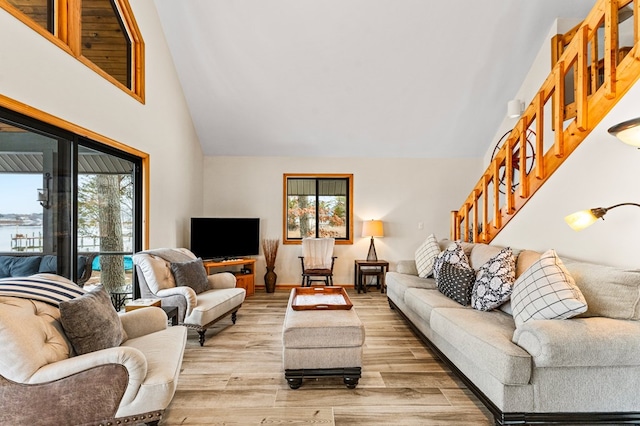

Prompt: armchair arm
xmin=156 ymin=286 xmax=197 ymax=317
xmin=208 ymin=272 xmax=237 ymax=289
xmin=29 ymin=346 xmax=147 ymax=407
xmin=119 ymin=307 xmax=167 ymax=340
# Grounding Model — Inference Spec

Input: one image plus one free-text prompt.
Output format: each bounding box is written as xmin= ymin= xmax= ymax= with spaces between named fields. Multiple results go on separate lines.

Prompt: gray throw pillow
xmin=59 ymin=286 xmax=127 ymax=355
xmin=170 ymin=258 xmax=209 ymax=294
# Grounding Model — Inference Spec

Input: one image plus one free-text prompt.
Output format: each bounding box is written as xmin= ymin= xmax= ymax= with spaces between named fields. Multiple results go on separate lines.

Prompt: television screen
xmin=190 ymin=218 xmax=260 ymax=260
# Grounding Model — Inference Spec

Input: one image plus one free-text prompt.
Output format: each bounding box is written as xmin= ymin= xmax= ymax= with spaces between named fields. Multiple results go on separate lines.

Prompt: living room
xmin=2 ymin=0 xmax=640 ymax=424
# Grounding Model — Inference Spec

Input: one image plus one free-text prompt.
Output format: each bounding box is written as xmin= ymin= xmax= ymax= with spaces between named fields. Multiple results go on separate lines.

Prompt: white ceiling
xmin=153 ymin=0 xmax=596 ymax=158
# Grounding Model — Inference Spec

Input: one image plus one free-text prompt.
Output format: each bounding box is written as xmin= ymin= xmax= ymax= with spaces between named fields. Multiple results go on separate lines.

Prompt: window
xmin=0 ymin=106 xmax=146 ymax=307
xmin=283 ymin=174 xmax=353 ymax=245
xmin=1 ymin=0 xmax=144 ymax=101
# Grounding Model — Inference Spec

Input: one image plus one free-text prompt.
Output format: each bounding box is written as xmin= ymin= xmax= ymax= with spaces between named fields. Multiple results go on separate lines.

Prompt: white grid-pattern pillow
xmin=511 ymin=249 xmax=587 ymax=327
xmin=414 ymin=234 xmax=440 ymax=278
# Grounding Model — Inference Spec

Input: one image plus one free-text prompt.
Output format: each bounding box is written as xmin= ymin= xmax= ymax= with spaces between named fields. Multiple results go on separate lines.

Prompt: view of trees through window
xmin=285 ymin=175 xmax=352 ymax=243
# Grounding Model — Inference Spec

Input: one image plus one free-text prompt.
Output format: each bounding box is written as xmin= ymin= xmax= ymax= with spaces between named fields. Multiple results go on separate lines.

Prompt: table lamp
xmin=362 ymin=220 xmax=384 ymax=261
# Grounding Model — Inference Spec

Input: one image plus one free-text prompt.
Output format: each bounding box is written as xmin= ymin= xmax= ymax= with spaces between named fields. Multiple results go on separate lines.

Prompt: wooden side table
xmin=124 ymin=298 xmax=161 ymax=312
xmin=354 ymin=260 xmax=389 ymax=294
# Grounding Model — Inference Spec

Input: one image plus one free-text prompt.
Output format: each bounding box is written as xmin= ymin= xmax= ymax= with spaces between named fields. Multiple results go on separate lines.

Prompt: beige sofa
xmin=133 ymin=248 xmax=246 ymax=346
xmin=0 ymin=276 xmax=187 ymax=426
xmin=386 ymin=240 xmax=640 ymax=425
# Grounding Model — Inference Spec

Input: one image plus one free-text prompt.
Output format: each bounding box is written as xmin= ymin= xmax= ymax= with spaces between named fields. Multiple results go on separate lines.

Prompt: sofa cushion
xmin=430 ymin=307 xmax=531 ymax=385
xmin=561 ymin=258 xmax=640 ymax=320
xmin=59 ymin=286 xmax=127 ymax=355
xmin=0 ymin=256 xmax=43 ymax=278
xmin=396 ymin=260 xmax=418 ymax=275
xmin=170 ymin=258 xmax=209 ymax=294
xmin=415 ymin=234 xmax=440 ymax=278
xmin=511 ymin=249 xmax=587 ymax=327
xmin=433 ymin=241 xmax=470 ymax=281
xmin=515 ymin=250 xmax=541 ymax=278
xmin=404 ymin=287 xmax=465 ymax=328
xmin=436 ymin=261 xmax=475 ymax=306
xmin=469 ymin=244 xmax=503 ymax=270
xmin=471 ymin=247 xmax=516 ymax=312
xmin=184 ymin=287 xmax=245 ymax=326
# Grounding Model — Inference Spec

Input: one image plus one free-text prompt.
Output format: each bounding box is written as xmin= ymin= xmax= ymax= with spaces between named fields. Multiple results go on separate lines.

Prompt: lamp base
xmin=367 ymin=237 xmax=378 ymax=261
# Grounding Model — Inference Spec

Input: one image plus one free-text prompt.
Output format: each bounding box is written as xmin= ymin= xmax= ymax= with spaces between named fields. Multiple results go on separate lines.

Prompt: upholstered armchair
xmin=133 ymin=248 xmax=246 ymax=346
xmin=0 ymin=274 xmax=187 ymax=426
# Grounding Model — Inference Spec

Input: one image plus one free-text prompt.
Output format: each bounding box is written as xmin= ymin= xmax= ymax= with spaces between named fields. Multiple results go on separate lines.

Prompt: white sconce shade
xmin=507 ymin=99 xmax=524 ymax=118
xmin=608 ymin=117 xmax=640 ymax=147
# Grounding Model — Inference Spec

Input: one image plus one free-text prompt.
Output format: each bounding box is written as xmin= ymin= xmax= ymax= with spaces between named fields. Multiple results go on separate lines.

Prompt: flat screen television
xmin=190 ymin=217 xmax=260 ymax=260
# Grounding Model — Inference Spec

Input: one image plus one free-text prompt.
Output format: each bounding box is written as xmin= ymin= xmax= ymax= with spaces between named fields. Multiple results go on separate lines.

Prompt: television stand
xmin=203 ymin=258 xmax=255 ymax=297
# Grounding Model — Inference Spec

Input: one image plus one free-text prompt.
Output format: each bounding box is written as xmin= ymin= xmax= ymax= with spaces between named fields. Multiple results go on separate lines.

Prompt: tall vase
xmin=264 ymin=267 xmax=277 ymax=293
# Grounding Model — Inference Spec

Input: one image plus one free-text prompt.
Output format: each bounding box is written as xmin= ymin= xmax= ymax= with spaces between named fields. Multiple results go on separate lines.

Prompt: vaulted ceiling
xmin=153 ymin=0 xmax=596 ymax=158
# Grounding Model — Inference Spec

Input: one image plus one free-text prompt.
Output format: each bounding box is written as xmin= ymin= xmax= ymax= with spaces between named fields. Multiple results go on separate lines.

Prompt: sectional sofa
xmin=386 ymin=239 xmax=640 ymax=425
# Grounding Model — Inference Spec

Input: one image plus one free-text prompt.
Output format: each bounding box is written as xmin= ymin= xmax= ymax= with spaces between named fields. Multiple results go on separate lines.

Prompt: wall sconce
xmin=608 ymin=117 xmax=640 ymax=147
xmin=362 ymin=219 xmax=384 ymax=261
xmin=507 ymin=99 xmax=524 ymax=118
xmin=37 ymin=172 xmax=52 ymax=209
xmin=564 ymin=202 xmax=640 ymax=231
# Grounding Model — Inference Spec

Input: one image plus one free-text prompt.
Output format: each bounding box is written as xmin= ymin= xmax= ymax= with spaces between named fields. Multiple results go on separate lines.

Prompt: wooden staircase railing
xmin=451 ymin=0 xmax=640 ymax=243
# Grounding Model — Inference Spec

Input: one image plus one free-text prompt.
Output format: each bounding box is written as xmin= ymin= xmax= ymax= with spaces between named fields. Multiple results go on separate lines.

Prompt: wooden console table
xmin=203 ymin=258 xmax=255 ymax=297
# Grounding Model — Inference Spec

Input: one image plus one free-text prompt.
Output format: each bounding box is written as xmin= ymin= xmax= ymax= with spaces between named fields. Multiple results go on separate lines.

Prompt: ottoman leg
xmin=343 ymin=367 xmax=361 ymax=389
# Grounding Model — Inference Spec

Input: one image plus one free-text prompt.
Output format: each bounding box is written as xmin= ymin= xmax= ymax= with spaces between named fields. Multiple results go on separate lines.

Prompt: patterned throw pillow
xmin=414 ymin=234 xmax=440 ymax=278
xmin=471 ymin=247 xmax=516 ymax=311
xmin=170 ymin=258 xmax=209 ymax=294
xmin=433 ymin=241 xmax=470 ymax=281
xmin=436 ymin=261 xmax=475 ymax=306
xmin=511 ymin=249 xmax=587 ymax=327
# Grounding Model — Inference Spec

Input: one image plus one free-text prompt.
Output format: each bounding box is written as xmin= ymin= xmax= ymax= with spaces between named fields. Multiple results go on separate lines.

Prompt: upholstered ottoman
xmin=282 ymin=288 xmax=365 ymax=389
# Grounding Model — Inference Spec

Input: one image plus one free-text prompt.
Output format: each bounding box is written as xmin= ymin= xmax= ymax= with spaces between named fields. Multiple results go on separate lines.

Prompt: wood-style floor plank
xmin=162 ymin=288 xmax=493 ymax=425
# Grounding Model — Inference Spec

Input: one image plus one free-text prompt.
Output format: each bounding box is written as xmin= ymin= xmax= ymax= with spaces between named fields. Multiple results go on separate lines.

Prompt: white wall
xmin=203 ymin=156 xmax=482 ymax=286
xmin=0 ymin=1 xmax=203 ymax=248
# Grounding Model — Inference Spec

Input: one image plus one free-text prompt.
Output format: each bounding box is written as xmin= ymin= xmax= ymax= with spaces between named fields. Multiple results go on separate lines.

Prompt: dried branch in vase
xmin=262 ymin=238 xmax=279 ymax=268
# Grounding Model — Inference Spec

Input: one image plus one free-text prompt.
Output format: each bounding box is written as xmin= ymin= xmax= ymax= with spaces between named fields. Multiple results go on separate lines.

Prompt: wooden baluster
xmin=492 ymin=159 xmax=501 ymax=230
xmin=505 ymin=135 xmax=514 ymax=214
xmin=535 ymin=91 xmax=545 ymax=180
xmin=463 ymin=203 xmax=470 ymax=242
xmin=518 ymin=118 xmax=529 ymax=199
xmin=577 ymin=25 xmax=589 ymax=131
xmin=450 ymin=211 xmax=459 ymax=241
xmin=554 ymin=60 xmax=565 ymax=157
xmin=591 ymin=22 xmax=599 ymax=94
xmin=604 ymin=0 xmax=618 ymax=99
xmin=635 ymin=0 xmax=640 ymax=48
xmin=472 ymin=190 xmax=479 ymax=242
xmin=482 ymin=174 xmax=489 ymax=242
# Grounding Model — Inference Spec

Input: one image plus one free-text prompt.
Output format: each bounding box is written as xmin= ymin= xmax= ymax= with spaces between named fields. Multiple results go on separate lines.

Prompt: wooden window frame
xmin=0 ymin=0 xmax=145 ymax=103
xmin=283 ymin=173 xmax=354 ymax=245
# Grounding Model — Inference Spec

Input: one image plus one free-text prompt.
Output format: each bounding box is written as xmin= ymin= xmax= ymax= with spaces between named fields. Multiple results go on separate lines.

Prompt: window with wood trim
xmin=283 ymin=174 xmax=353 ymax=245
xmin=0 ymin=0 xmax=144 ymax=101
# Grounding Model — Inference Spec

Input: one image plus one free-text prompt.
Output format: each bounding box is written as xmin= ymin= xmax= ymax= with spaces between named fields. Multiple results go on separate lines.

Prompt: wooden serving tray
xmin=291 ymin=286 xmax=353 ymax=310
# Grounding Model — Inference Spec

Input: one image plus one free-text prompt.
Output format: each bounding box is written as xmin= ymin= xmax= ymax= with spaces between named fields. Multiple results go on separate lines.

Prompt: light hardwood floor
xmin=162 ymin=288 xmax=494 ymax=425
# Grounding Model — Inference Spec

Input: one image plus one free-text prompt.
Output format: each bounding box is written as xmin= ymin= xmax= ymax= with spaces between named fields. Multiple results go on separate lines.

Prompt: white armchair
xmin=133 ymin=248 xmax=246 ymax=346
xmin=0 ymin=292 xmax=186 ymax=426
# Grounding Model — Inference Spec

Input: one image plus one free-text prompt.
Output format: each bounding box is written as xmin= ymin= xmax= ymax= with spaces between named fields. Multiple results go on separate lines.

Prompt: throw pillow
xmin=510 ymin=249 xmax=587 ymax=327
xmin=471 ymin=247 xmax=516 ymax=311
xmin=436 ymin=261 xmax=475 ymax=306
xmin=414 ymin=234 xmax=440 ymax=278
xmin=432 ymin=241 xmax=470 ymax=281
xmin=59 ymin=286 xmax=127 ymax=355
xmin=170 ymin=258 xmax=209 ymax=294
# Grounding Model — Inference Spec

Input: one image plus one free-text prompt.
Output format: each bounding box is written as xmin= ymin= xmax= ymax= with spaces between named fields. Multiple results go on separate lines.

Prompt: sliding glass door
xmin=0 ymin=107 xmax=143 ymax=306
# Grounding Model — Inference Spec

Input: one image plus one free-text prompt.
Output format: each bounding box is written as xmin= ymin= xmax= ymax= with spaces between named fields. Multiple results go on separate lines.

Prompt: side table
xmin=161 ymin=306 xmax=179 ymax=326
xmin=354 ymin=260 xmax=389 ymax=294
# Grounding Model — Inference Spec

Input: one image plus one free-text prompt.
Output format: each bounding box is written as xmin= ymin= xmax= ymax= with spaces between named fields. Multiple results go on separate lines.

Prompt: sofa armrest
xmin=208 ymin=272 xmax=237 ymax=289
xmin=156 ymin=286 xmax=197 ymax=316
xmin=119 ymin=307 xmax=167 ymax=339
xmin=396 ymin=260 xmax=418 ymax=276
xmin=28 ymin=345 xmax=147 ymax=388
xmin=513 ymin=316 xmax=640 ymax=368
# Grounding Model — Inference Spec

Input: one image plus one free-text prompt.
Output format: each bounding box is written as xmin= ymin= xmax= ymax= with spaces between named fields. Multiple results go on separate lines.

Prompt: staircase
xmin=451 ymin=0 xmax=640 ymax=243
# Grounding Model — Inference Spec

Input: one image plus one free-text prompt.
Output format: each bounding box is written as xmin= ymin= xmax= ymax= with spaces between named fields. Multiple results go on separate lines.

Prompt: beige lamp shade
xmin=362 ymin=220 xmax=384 ymax=238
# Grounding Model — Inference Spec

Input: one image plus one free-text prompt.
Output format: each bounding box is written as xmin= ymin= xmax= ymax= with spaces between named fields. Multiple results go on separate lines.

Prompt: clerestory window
xmin=283 ymin=174 xmax=353 ymax=245
xmin=1 ymin=0 xmax=144 ymax=101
